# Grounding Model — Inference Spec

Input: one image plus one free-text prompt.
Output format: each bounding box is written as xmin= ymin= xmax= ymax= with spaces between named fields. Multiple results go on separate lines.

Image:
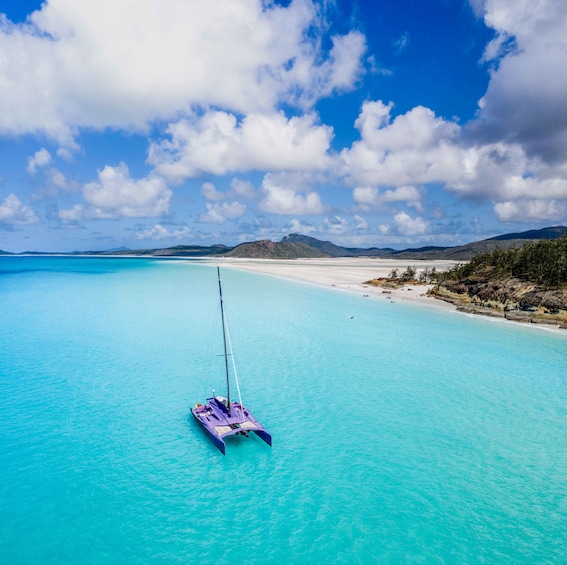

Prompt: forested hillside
xmin=430 ymin=237 xmax=567 ymax=327
xmin=442 ymin=237 xmax=567 ymax=288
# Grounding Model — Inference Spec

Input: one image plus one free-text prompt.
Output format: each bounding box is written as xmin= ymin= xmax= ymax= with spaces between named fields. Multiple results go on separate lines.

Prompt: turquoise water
xmin=1 ymin=257 xmax=566 ymax=564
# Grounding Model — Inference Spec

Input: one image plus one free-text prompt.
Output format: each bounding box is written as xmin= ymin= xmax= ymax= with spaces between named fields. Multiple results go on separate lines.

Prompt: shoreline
xmin=7 ymin=254 xmax=565 ymax=332
xmin=203 ymin=257 xmax=567 ymax=333
xmin=204 ymin=257 xmax=460 ymax=312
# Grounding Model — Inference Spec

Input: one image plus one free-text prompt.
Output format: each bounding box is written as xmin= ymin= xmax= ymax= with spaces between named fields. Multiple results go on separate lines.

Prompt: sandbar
xmin=206 ymin=257 xmax=460 ymax=312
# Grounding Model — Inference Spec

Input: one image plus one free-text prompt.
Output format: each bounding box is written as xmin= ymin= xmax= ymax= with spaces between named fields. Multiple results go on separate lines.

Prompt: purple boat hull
xmin=191 ymin=396 xmax=272 ymax=454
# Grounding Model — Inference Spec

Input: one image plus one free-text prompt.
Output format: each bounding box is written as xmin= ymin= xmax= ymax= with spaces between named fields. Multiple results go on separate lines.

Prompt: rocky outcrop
xmin=430 ymin=278 xmax=567 ymax=328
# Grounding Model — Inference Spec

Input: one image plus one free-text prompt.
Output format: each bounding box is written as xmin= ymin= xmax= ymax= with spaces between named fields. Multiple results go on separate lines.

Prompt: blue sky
xmin=1 ymin=0 xmax=566 ymax=252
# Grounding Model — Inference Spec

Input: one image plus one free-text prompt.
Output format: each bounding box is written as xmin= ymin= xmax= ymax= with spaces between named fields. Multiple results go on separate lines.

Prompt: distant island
xmin=2 ymin=225 xmax=567 ymax=261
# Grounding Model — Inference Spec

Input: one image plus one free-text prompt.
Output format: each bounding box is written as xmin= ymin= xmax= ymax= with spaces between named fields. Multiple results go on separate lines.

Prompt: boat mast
xmin=217 ymin=267 xmax=231 ymax=416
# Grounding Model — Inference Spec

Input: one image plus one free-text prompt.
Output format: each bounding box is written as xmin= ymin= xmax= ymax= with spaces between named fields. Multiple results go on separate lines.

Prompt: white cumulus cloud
xmin=230 ymin=178 xmax=256 ymax=199
xmin=343 ymin=94 xmax=567 ymax=225
xmin=324 ymin=215 xmax=348 ymax=235
xmin=0 ymin=194 xmax=39 ymax=226
xmin=353 ymin=184 xmax=423 ymax=211
xmin=258 ymin=174 xmax=328 ymax=215
xmin=287 ymin=218 xmax=317 ymax=235
xmin=459 ymin=0 xmax=567 ymax=225
xmin=340 ymin=101 xmax=461 ymax=188
xmin=198 ymin=202 xmax=247 ymax=225
xmin=149 ymin=111 xmax=333 ymax=182
xmin=133 ymin=223 xmax=191 ymax=240
xmin=59 ymin=163 xmax=171 ymax=220
xmin=494 ymin=199 xmax=567 ymax=223
xmin=27 ymin=148 xmax=52 ymax=174
xmin=473 ymin=0 xmax=567 ymax=164
xmin=0 ymin=0 xmax=365 ymax=142
xmin=379 ymin=211 xmax=429 ymax=236
xmin=447 ymin=141 xmax=567 ymax=217
xmin=202 ymin=179 xmax=256 ymax=202
xmin=201 ymin=182 xmax=225 ymax=202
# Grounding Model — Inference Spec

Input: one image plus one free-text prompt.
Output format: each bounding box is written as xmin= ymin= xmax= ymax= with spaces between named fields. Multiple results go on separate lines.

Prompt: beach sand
xmin=207 ymin=257 xmax=460 ymax=312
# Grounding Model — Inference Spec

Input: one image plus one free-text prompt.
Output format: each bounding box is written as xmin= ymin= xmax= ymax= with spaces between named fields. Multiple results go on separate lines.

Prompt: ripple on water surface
xmin=0 ymin=257 xmax=566 ymax=563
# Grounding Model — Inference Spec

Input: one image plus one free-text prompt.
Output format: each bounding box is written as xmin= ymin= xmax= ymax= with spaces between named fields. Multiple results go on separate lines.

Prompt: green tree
xmin=400 ymin=265 xmax=416 ymax=282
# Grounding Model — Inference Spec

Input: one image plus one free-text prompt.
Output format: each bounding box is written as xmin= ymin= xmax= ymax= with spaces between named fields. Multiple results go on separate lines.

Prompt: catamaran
xmin=191 ymin=267 xmax=272 ymax=454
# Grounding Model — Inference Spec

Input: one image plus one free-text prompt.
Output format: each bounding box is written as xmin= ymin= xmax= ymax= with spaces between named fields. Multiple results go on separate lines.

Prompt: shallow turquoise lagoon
xmin=1 ymin=256 xmax=566 ymax=563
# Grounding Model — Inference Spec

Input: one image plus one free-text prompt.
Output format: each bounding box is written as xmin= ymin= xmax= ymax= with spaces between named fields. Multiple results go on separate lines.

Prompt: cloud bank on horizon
xmin=1 ymin=0 xmax=567 ymax=251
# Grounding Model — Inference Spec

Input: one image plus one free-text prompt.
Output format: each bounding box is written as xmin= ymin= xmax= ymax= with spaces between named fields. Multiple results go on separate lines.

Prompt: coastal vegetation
xmin=365 ymin=265 xmax=439 ymax=288
xmin=363 ymin=237 xmax=567 ymax=328
xmin=430 ymin=237 xmax=567 ymax=327
xmin=439 ymin=236 xmax=567 ymax=288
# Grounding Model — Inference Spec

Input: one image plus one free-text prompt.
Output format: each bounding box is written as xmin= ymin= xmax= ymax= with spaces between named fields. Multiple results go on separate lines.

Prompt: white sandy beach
xmin=206 ymin=257 xmax=460 ymax=311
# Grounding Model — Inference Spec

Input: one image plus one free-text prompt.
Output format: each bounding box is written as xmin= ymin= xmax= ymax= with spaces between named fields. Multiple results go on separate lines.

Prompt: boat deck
xmin=192 ymin=396 xmax=271 ymax=453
